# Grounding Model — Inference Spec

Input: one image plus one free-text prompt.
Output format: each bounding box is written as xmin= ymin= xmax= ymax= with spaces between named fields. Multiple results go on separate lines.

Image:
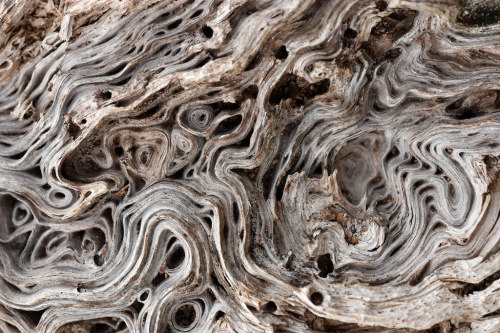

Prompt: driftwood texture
xmin=1 ymin=0 xmax=500 ymax=332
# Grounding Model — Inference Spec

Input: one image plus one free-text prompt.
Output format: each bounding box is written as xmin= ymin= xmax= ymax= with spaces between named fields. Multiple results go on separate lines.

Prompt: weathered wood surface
xmin=0 ymin=0 xmax=500 ymax=332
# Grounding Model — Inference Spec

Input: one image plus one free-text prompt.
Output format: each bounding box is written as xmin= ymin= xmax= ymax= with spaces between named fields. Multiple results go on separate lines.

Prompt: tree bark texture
xmin=0 ymin=0 xmax=500 ymax=332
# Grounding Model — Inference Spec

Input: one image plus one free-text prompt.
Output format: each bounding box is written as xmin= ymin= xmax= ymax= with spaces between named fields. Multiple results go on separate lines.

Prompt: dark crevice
xmin=136 ymin=104 xmax=161 ymax=120
xmin=152 ymin=272 xmax=167 ymax=286
xmin=113 ymin=98 xmax=132 ymax=108
xmin=114 ymin=146 xmax=124 ymax=157
xmin=232 ymin=202 xmax=240 ymax=224
xmin=17 ymin=309 xmax=45 ymax=328
xmin=239 ymin=128 xmax=254 ymax=148
xmin=344 ymin=28 xmax=358 ymax=39
xmin=275 ymin=45 xmax=288 ymax=60
xmin=246 ymin=304 xmax=257 ymax=312
xmin=408 ymin=262 xmax=430 ymax=286
xmin=445 ymin=96 xmax=485 ymax=120
xmin=194 ymin=56 xmax=211 ymax=68
xmin=210 ymin=272 xmax=227 ymax=295
xmin=343 ymin=28 xmax=358 ymax=47
xmin=214 ymin=311 xmax=225 ymax=321
xmin=105 ymin=63 xmax=127 ymax=76
xmin=375 ymin=1 xmax=388 ymax=11
xmin=66 ymin=119 xmax=81 ymax=139
xmin=201 ymin=25 xmax=213 ymax=38
xmin=262 ymin=301 xmax=277 ymax=313
xmin=269 ymin=73 xmax=330 ymax=106
xmin=131 ymin=299 xmax=144 ymax=314
xmin=244 ymin=52 xmax=261 ymax=71
xmin=361 ymin=8 xmax=417 ymax=63
xmin=385 ymin=48 xmax=402 ymax=59
xmin=166 ymin=246 xmax=185 ymax=270
xmin=93 ymin=254 xmax=104 ymax=266
xmin=242 ymin=85 xmax=259 ymax=100
xmin=167 ymin=19 xmax=182 ymax=30
xmin=309 ymin=292 xmax=323 ymax=305
xmin=26 ymin=166 xmax=42 ymax=179
xmin=451 ymin=270 xmax=500 ymax=297
xmin=275 ymin=172 xmax=289 ymax=201
xmin=317 ymin=253 xmax=334 ymax=278
xmin=96 ymin=90 xmax=112 ymax=100
xmin=174 ymin=304 xmax=196 ymax=327
xmin=214 ymin=115 xmax=242 ymax=136
xmin=389 ymin=242 xmax=403 ymax=257
xmin=262 ymin=159 xmax=279 ymax=200
xmin=190 ymin=9 xmax=203 ymax=19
